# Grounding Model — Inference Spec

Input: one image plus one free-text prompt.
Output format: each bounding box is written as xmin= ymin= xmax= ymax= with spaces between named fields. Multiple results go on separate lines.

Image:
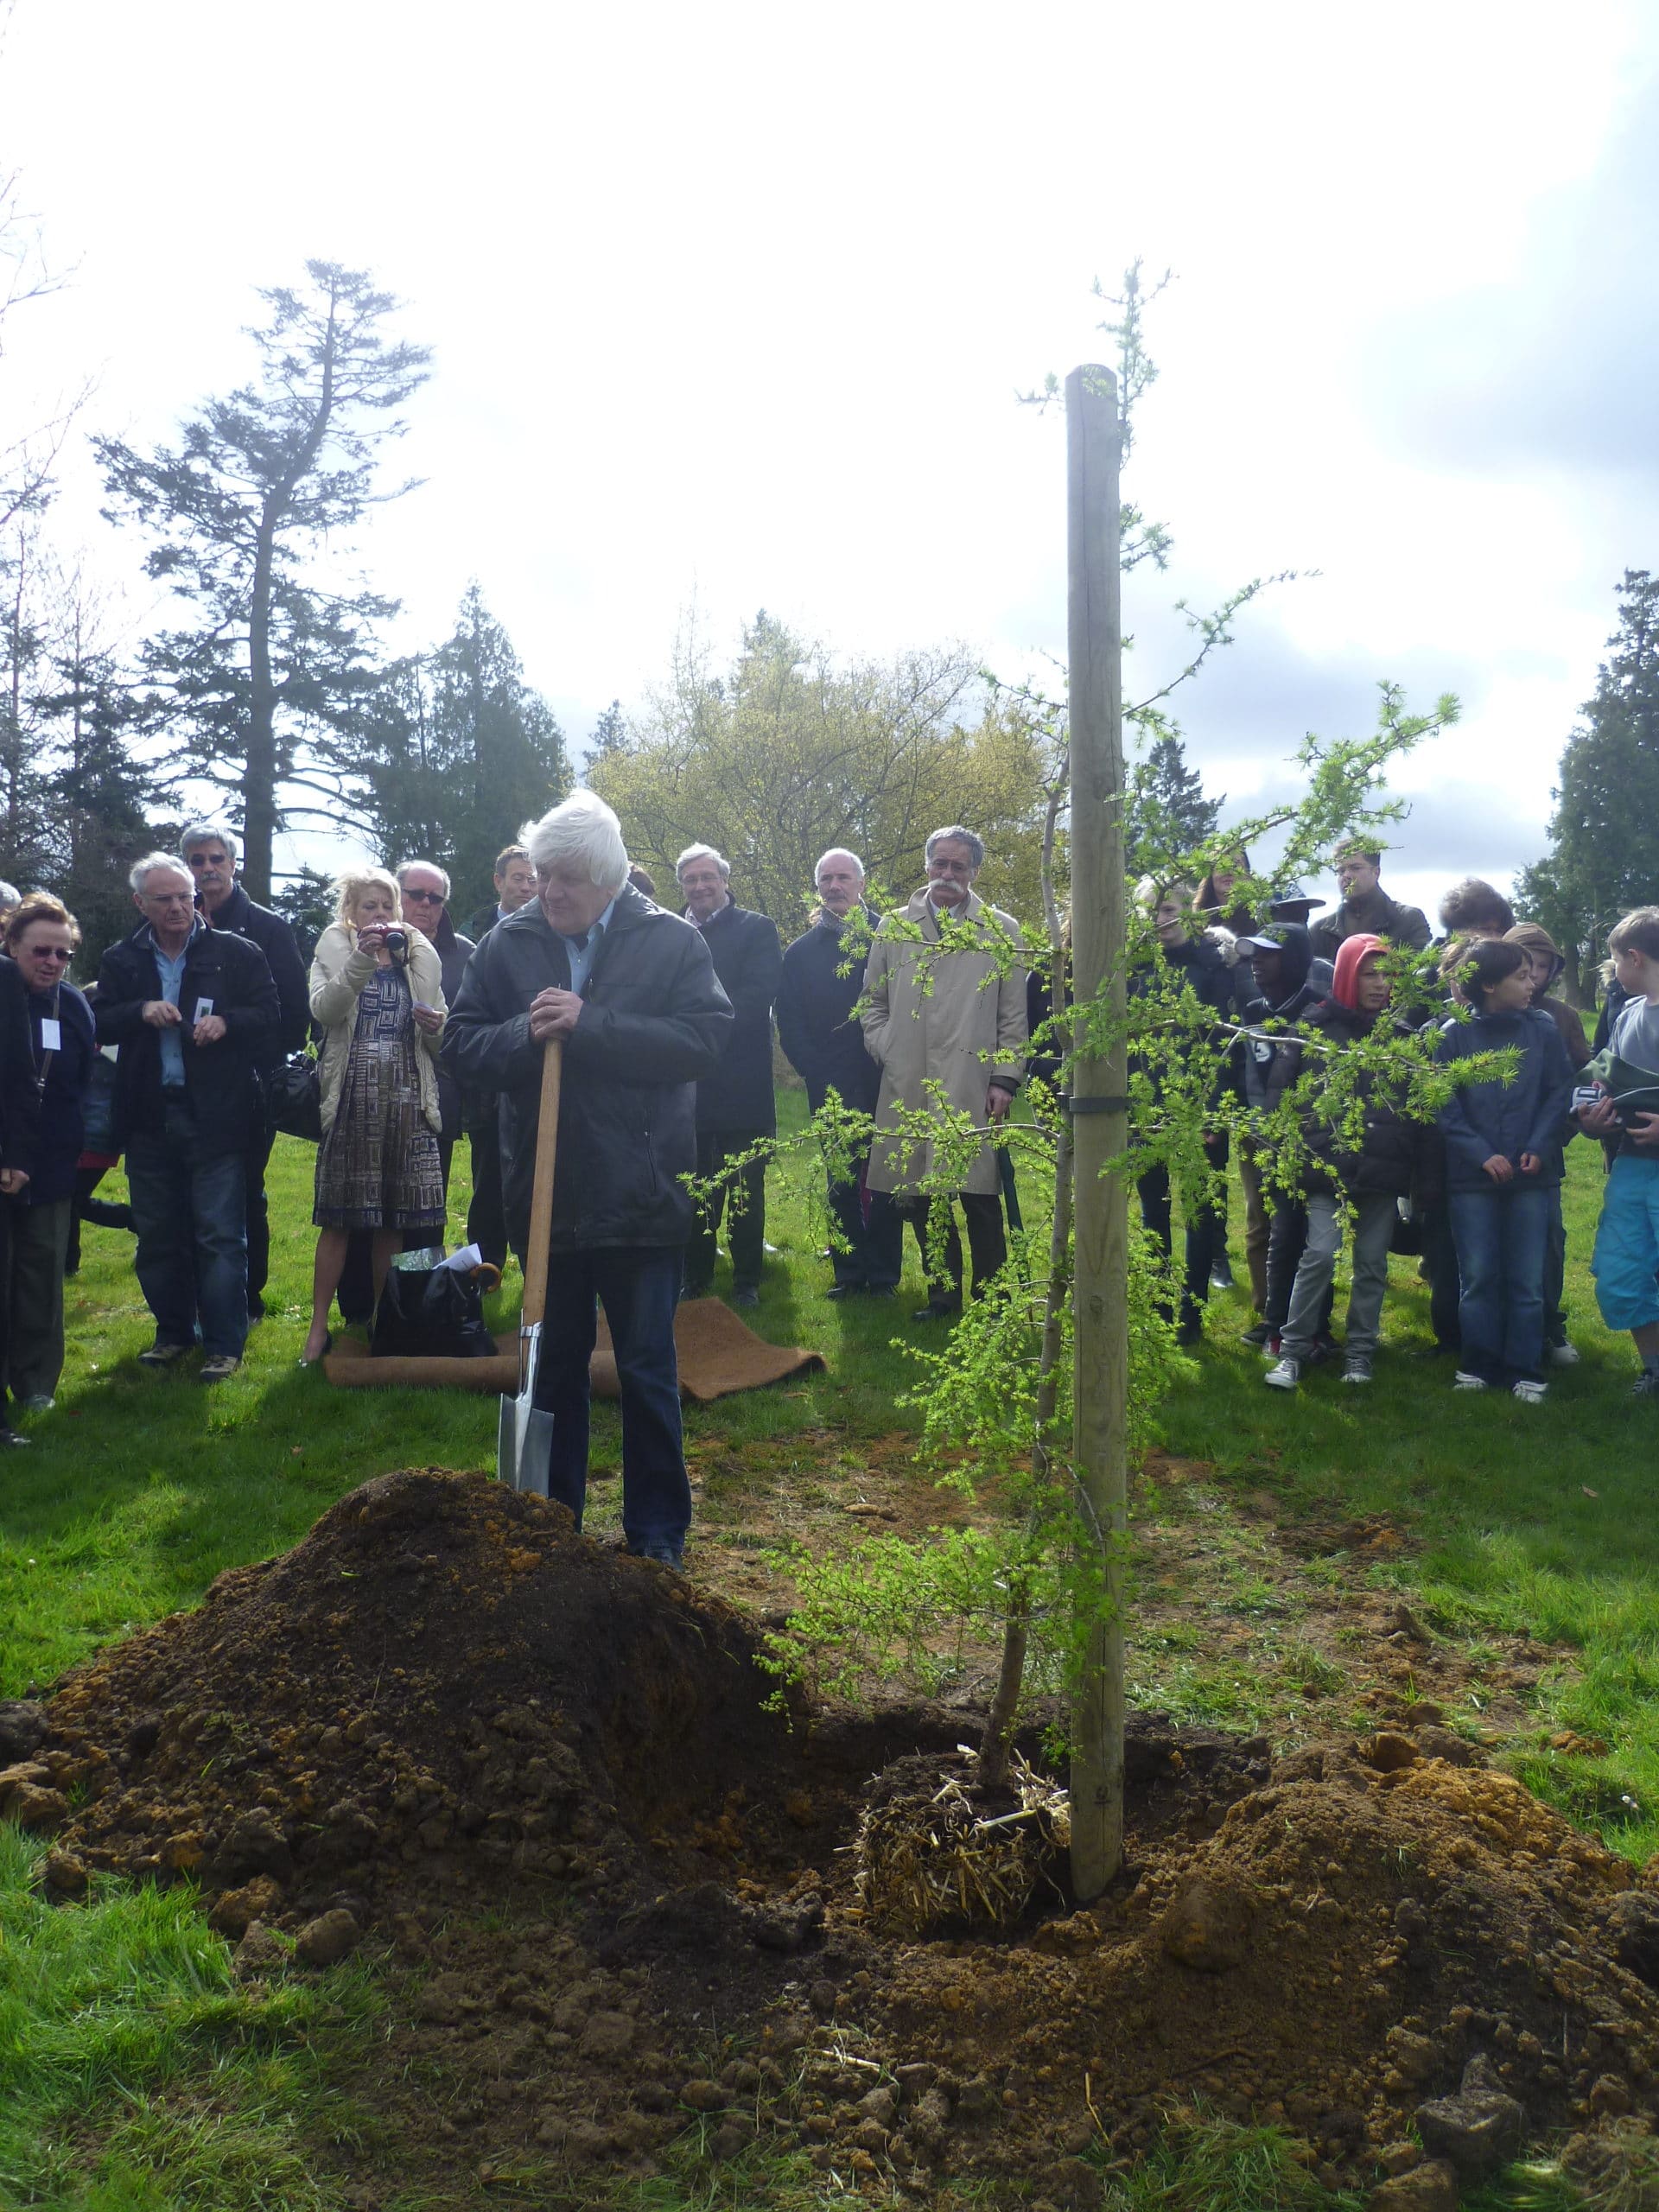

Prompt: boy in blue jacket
xmin=1435 ymin=937 xmax=1576 ymax=1402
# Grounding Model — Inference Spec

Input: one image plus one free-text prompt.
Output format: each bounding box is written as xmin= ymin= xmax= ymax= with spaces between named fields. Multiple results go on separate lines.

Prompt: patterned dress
xmin=313 ymin=965 xmax=445 ymax=1232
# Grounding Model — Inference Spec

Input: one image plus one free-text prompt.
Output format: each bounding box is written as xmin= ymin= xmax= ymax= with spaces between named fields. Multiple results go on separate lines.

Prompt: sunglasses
xmin=26 ymin=945 xmax=73 ymax=961
xmin=400 ymin=887 xmax=444 ymax=905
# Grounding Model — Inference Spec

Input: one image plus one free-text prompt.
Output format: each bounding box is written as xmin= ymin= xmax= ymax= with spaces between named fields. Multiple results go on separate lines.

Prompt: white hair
xmin=0 ymin=880 xmax=19 ymax=910
xmin=397 ymin=858 xmax=452 ymax=900
xmin=675 ymin=842 xmax=730 ymax=881
xmin=814 ymin=847 xmax=865 ymax=884
xmin=179 ymin=820 xmax=241 ymax=866
xmin=522 ymin=791 xmax=629 ymax=893
xmin=130 ymin=852 xmax=192 ymax=894
xmin=925 ymin=824 xmax=985 ymax=870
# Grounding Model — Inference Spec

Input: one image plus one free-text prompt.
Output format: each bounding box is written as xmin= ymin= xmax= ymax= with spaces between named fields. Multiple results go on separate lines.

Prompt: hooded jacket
xmin=1297 ymin=935 xmax=1434 ymax=1199
xmin=1237 ymin=925 xmax=1321 ymax=1114
xmin=1434 ymin=993 xmax=1577 ymax=1193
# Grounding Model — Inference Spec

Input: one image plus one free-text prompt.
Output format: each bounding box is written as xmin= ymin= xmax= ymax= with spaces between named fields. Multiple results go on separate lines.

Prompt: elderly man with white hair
xmin=675 ymin=842 xmax=783 ymax=1307
xmin=861 ymin=824 xmax=1027 ymax=1319
xmin=777 ymin=847 xmax=901 ymax=1297
xmin=444 ymin=792 xmax=732 ymax=1567
xmin=95 ymin=854 xmax=280 ymax=1380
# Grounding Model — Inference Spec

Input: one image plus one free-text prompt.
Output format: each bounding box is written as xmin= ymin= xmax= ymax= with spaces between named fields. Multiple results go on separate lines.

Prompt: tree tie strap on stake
xmin=1065 ymin=1096 xmax=1131 ymax=1115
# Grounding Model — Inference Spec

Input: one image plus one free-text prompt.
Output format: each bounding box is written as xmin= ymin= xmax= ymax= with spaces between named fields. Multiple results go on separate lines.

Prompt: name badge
xmin=39 ymin=1018 xmax=61 ymax=1052
xmin=195 ymin=997 xmax=215 ymax=1021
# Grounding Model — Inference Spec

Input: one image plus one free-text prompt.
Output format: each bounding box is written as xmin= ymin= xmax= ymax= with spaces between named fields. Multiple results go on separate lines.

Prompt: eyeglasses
xmin=400 ymin=888 xmax=444 ymax=905
xmin=27 ymin=946 xmax=73 ymax=962
xmin=187 ymin=854 xmax=230 ymax=869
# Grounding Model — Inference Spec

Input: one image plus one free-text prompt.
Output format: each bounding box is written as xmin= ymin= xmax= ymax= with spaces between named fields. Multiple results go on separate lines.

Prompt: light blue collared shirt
xmin=147 ymin=918 xmax=203 ymax=1090
xmin=558 ymin=899 xmax=617 ymax=996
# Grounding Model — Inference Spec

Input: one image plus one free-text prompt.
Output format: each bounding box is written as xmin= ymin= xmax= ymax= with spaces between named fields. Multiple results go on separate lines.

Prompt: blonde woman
xmin=302 ymin=868 xmax=447 ymax=1363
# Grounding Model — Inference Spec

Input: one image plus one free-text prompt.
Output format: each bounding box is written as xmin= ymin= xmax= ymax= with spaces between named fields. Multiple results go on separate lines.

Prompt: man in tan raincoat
xmin=861 ymin=825 xmax=1027 ymax=1319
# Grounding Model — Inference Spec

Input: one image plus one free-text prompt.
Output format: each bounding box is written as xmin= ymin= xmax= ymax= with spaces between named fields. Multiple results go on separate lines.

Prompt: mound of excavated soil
xmin=13 ymin=1471 xmax=1659 ymax=2204
xmin=31 ymin=1468 xmax=796 ymax=1924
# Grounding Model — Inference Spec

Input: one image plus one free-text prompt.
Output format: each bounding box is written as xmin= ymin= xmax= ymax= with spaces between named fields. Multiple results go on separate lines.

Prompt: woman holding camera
xmin=302 ymin=868 xmax=447 ymax=1364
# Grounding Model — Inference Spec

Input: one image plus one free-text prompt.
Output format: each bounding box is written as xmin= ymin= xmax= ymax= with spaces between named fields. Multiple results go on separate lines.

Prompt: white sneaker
xmin=1512 ymin=1379 xmax=1549 ymax=1404
xmin=1452 ymin=1370 xmax=1489 ymax=1391
xmin=1548 ymin=1342 xmax=1580 ymax=1367
xmin=1263 ymin=1357 xmax=1300 ymax=1391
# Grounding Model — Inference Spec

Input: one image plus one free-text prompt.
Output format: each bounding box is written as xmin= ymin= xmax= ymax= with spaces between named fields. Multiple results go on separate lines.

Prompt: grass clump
xmin=0 ymin=1827 xmax=377 ymax=2209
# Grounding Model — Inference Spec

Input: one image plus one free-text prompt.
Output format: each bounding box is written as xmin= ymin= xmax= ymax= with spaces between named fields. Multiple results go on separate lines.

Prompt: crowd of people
xmin=1 ymin=798 xmax=1656 ymax=1569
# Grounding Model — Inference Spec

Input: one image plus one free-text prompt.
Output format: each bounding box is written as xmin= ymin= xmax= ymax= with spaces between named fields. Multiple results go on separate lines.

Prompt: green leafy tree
xmin=1517 ymin=570 xmax=1659 ymax=1003
xmin=590 ymin=610 xmax=1052 ymax=929
xmin=356 ymin=583 xmax=571 ymax=910
xmin=94 ymin=261 xmax=431 ymax=900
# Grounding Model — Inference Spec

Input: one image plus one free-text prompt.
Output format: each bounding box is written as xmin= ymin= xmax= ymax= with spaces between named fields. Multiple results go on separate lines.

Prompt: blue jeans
xmin=1447 ymin=1184 xmax=1550 ymax=1383
xmin=533 ymin=1245 xmax=690 ymax=1554
xmin=125 ymin=1112 xmax=250 ymax=1360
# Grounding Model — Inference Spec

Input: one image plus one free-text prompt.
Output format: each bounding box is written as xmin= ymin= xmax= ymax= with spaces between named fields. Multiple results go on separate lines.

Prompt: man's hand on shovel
xmin=529 ymin=988 xmax=583 ymax=1041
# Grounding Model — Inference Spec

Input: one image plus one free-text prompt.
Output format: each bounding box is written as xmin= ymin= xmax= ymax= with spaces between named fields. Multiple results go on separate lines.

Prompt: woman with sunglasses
xmin=3 ymin=894 xmax=95 ymax=1420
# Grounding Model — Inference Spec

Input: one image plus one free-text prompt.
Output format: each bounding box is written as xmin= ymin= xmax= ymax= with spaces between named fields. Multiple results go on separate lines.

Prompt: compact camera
xmin=383 ymin=928 xmax=409 ymax=960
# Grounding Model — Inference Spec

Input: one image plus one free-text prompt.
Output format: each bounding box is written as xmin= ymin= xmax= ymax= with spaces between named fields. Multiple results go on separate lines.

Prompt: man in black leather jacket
xmin=444 ymin=794 xmax=731 ymax=1566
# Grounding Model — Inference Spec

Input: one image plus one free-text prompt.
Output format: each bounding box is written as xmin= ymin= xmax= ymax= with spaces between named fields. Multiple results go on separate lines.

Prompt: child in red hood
xmin=1265 ymin=936 xmax=1432 ymax=1392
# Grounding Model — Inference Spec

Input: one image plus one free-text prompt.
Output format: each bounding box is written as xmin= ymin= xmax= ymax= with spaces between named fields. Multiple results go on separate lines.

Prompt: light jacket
xmin=308 ymin=924 xmax=446 ymax=1140
xmin=861 ymin=886 xmax=1027 ymax=1198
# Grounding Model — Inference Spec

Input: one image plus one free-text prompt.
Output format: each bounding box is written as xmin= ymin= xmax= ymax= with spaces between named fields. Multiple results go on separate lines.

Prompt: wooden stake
xmin=1065 ymin=363 xmax=1128 ymax=1902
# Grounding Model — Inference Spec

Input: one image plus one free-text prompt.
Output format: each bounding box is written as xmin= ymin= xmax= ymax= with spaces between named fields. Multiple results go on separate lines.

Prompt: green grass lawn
xmin=2 ymin=1103 xmax=1655 ymax=2209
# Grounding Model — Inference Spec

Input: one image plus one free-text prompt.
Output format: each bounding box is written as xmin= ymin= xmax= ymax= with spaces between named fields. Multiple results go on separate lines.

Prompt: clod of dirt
xmin=1160 ymin=1878 xmax=1255 ymax=1971
xmin=1414 ymin=2052 xmax=1526 ymax=2182
xmin=296 ymin=1909 xmax=362 ymax=1967
xmin=38 ymin=1469 xmax=794 ymax=1926
xmin=0 ymin=1700 xmax=47 ymax=1761
xmin=1368 ymin=2160 xmax=1458 ymax=2212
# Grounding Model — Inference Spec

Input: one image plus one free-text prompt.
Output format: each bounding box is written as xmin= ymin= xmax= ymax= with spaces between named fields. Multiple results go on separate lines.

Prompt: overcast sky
xmin=3 ymin=0 xmax=1656 ymax=921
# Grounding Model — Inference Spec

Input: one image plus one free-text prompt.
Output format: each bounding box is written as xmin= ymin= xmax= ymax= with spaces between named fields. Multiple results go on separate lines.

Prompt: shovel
xmin=497 ymin=1038 xmax=563 ymax=1494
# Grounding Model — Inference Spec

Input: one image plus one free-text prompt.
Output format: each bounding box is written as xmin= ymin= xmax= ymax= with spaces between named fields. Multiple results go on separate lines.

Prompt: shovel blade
xmin=497 ymin=1322 xmax=552 ymax=1495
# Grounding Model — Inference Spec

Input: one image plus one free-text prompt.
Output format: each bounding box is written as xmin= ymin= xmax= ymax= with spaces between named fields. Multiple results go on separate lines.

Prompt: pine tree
xmin=95 ymin=262 xmax=430 ymax=899
xmin=357 ymin=584 xmax=571 ymax=911
xmin=1518 ymin=570 xmax=1659 ymax=1001
xmin=1123 ymin=728 xmax=1223 ymax=876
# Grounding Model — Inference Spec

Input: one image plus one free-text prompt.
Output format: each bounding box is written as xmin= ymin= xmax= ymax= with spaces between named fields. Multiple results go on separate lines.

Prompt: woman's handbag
xmin=371 ymin=1258 xmax=502 ymax=1359
xmin=270 ymin=1050 xmax=323 ymax=1143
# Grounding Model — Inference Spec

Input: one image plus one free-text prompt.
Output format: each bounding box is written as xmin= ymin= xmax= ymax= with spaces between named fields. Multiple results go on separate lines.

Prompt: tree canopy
xmin=588 ymin=612 xmax=1053 ymax=930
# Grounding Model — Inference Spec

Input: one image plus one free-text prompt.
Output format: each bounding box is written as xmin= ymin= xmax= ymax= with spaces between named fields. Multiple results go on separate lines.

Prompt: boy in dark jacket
xmin=1434 ymin=937 xmax=1576 ymax=1401
xmin=1266 ymin=935 xmax=1428 ymax=1390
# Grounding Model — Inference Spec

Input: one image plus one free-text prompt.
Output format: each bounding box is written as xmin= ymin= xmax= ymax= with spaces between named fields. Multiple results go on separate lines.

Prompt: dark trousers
xmin=245 ymin=1122 xmax=276 ymax=1313
xmin=467 ymin=1113 xmax=508 ymax=1274
xmin=1448 ymin=1185 xmax=1550 ymax=1383
xmin=1421 ymin=1198 xmax=1462 ymax=1351
xmin=532 ymin=1244 xmax=690 ymax=1554
xmin=829 ymin=1157 xmax=903 ymax=1289
xmin=126 ymin=1111 xmax=249 ymax=1361
xmin=1137 ymin=1161 xmax=1222 ymax=1332
xmin=3 ymin=1196 xmax=71 ymax=1401
xmin=1263 ymin=1200 xmax=1311 ymax=1332
xmin=1543 ymin=1185 xmax=1568 ymax=1348
xmin=687 ymin=1128 xmax=767 ymax=1294
xmin=339 ymin=1139 xmax=454 ymax=1324
xmin=900 ymin=1191 xmax=1007 ymax=1310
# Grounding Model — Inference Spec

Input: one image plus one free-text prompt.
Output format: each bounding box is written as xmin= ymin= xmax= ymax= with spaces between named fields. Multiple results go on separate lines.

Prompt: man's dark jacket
xmin=442 ymin=887 xmax=732 ymax=1254
xmin=201 ymin=882 xmax=309 ymax=1059
xmin=1309 ymin=889 xmax=1432 ymax=961
xmin=95 ymin=923 xmax=280 ymax=1156
xmin=427 ymin=909 xmax=477 ymax=1143
xmin=777 ymin=905 xmax=880 ymax=1115
xmin=0 ymin=956 xmax=40 ymax=1178
xmin=687 ymin=900 xmax=782 ymax=1135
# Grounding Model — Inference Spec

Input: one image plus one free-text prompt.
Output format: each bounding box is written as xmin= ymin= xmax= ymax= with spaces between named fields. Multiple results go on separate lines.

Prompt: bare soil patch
xmin=6 ymin=1467 xmax=1656 ymax=2206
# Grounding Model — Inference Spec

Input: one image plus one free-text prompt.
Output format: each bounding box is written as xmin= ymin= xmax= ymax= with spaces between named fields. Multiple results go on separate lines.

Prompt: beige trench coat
xmin=860 ymin=887 xmax=1027 ymax=1197
xmin=309 ymin=923 xmax=447 ymax=1139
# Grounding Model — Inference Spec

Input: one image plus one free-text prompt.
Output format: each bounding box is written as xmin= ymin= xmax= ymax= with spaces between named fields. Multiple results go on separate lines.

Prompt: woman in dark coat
xmin=3 ymin=895 xmax=94 ymax=1414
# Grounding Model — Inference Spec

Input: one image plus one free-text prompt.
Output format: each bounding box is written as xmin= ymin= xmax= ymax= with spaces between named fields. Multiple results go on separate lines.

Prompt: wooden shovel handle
xmin=520 ymin=1039 xmax=563 ymax=1330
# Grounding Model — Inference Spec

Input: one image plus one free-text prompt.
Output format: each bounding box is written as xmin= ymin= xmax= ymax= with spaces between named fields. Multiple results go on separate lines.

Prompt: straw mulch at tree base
xmin=10 ymin=1469 xmax=1659 ymax=2204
